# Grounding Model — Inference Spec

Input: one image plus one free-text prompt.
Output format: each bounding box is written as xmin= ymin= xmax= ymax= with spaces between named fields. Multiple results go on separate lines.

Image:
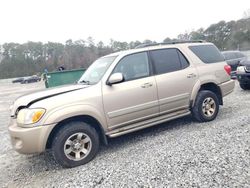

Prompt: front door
xmin=102 ymin=52 xmax=159 ymax=129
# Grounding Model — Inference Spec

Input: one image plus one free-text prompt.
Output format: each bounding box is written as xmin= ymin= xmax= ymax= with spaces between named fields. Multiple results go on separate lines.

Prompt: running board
xmin=106 ymin=110 xmax=191 ymax=138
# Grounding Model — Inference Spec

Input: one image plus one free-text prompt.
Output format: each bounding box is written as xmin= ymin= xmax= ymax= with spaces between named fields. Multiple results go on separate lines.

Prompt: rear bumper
xmin=8 ymin=119 xmax=55 ymax=154
xmin=230 ymin=71 xmax=237 ymax=79
xmin=219 ymin=79 xmax=235 ymax=97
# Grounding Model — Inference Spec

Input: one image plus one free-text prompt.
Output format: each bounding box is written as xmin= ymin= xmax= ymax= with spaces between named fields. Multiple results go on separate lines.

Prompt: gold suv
xmin=9 ymin=41 xmax=235 ymax=168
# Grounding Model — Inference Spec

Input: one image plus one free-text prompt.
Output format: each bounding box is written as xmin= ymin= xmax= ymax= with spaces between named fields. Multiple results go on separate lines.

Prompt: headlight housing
xmin=17 ymin=108 xmax=46 ymax=125
xmin=237 ymin=66 xmax=246 ymax=74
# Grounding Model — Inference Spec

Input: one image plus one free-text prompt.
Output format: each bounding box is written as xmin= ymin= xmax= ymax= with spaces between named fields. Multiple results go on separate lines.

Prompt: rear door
xmin=149 ymin=48 xmax=198 ymax=115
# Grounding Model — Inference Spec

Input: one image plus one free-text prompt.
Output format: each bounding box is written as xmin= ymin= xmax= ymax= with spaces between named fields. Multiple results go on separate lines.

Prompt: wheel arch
xmin=46 ymin=115 xmax=108 ymax=149
xmin=191 ymin=81 xmax=223 ymax=107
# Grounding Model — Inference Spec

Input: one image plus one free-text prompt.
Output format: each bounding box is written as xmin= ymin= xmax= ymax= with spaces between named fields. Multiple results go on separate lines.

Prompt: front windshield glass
xmin=78 ymin=56 xmax=117 ymax=84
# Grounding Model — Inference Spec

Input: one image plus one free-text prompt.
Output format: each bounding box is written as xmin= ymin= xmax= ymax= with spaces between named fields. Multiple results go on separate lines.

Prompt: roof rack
xmin=134 ymin=40 xmax=205 ymax=49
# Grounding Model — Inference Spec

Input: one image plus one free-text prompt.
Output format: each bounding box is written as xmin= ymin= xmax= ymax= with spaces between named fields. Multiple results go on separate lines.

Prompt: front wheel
xmin=52 ymin=121 xmax=100 ymax=168
xmin=239 ymin=82 xmax=250 ymax=90
xmin=192 ymin=90 xmax=219 ymax=122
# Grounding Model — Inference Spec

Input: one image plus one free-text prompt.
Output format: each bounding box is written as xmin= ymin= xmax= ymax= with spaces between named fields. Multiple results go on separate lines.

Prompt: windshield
xmin=78 ymin=56 xmax=117 ymax=84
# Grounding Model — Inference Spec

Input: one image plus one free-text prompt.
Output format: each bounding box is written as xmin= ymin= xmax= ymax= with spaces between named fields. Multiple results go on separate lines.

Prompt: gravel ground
xmin=0 ymin=81 xmax=249 ymax=188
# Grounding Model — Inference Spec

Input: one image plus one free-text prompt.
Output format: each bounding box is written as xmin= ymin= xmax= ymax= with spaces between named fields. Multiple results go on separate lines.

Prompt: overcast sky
xmin=0 ymin=0 xmax=249 ymax=44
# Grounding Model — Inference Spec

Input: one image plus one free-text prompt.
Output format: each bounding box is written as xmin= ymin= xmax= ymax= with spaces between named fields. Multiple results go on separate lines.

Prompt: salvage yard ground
xmin=0 ymin=81 xmax=249 ymax=187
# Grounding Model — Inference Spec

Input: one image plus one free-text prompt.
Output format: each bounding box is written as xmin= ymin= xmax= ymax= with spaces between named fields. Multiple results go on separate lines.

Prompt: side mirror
xmin=107 ymin=73 xmax=124 ymax=85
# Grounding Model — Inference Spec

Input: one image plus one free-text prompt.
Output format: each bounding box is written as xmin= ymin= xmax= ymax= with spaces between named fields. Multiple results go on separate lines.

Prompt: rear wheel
xmin=52 ymin=121 xmax=99 ymax=168
xmin=239 ymin=82 xmax=250 ymax=90
xmin=192 ymin=90 xmax=219 ymax=122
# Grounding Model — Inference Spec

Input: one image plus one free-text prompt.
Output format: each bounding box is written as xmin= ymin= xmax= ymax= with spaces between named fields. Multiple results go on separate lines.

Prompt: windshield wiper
xmin=79 ymin=80 xmax=90 ymax=85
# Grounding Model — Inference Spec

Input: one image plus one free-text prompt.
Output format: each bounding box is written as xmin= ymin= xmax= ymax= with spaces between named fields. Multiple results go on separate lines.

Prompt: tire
xmin=52 ymin=121 xmax=100 ymax=168
xmin=192 ymin=90 xmax=219 ymax=122
xmin=239 ymin=82 xmax=250 ymax=90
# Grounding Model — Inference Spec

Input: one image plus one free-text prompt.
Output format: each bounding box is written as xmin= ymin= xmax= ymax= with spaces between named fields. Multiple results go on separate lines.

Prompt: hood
xmin=239 ymin=60 xmax=250 ymax=66
xmin=11 ymin=84 xmax=89 ymax=117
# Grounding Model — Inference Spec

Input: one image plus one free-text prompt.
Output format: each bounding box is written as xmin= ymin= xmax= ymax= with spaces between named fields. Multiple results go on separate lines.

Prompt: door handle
xmin=141 ymin=82 xmax=153 ymax=88
xmin=187 ymin=73 xmax=196 ymax=78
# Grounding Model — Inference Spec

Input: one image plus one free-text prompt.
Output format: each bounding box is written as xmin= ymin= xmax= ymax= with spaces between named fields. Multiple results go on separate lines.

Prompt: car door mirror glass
xmin=108 ymin=73 xmax=124 ymax=85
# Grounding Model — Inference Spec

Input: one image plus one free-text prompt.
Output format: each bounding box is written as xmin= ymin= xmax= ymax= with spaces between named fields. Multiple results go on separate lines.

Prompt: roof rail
xmin=134 ymin=40 xmax=205 ymax=49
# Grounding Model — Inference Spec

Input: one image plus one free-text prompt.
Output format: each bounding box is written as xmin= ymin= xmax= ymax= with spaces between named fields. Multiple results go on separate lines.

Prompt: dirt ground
xmin=0 ymin=81 xmax=249 ymax=187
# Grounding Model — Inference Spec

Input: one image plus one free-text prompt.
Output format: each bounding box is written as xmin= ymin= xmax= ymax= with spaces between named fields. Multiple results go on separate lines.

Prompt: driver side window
xmin=113 ymin=52 xmax=150 ymax=81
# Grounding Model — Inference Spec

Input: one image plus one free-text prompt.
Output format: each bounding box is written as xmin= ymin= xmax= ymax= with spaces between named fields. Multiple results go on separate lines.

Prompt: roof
xmin=104 ymin=40 xmax=211 ymax=58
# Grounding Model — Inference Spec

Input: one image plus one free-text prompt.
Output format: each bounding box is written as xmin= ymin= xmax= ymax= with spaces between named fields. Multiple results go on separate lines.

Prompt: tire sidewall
xmin=52 ymin=122 xmax=99 ymax=168
xmin=197 ymin=91 xmax=219 ymax=122
xmin=239 ymin=82 xmax=250 ymax=90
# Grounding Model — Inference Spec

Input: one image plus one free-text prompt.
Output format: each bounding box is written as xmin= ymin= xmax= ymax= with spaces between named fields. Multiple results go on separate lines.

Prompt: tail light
xmin=224 ymin=65 xmax=231 ymax=75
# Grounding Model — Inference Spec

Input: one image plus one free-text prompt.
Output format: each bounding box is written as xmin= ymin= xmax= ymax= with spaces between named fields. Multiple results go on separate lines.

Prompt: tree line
xmin=0 ymin=18 xmax=249 ymax=79
xmin=174 ymin=17 xmax=250 ymax=50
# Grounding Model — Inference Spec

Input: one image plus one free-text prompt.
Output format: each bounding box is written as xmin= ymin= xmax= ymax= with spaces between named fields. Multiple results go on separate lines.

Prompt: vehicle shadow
xmin=13 ymin=115 xmax=196 ymax=174
xmin=102 ymin=115 xmax=194 ymax=151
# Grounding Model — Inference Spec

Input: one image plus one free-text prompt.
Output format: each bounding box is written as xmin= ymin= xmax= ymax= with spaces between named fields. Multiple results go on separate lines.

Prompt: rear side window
xmin=189 ymin=44 xmax=224 ymax=64
xmin=150 ymin=49 xmax=184 ymax=74
xmin=178 ymin=50 xmax=189 ymax=69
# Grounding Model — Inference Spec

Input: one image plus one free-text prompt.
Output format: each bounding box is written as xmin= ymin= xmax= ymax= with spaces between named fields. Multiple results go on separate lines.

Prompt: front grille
xmin=245 ymin=66 xmax=250 ymax=72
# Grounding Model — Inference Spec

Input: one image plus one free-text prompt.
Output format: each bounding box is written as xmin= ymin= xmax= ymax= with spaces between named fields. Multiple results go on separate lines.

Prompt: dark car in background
xmin=21 ymin=75 xmax=41 ymax=84
xmin=12 ymin=77 xmax=24 ymax=83
xmin=221 ymin=51 xmax=247 ymax=78
xmin=236 ymin=60 xmax=250 ymax=90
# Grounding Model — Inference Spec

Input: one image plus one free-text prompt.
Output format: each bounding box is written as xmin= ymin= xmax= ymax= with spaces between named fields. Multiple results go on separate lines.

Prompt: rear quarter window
xmin=189 ymin=44 xmax=224 ymax=64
